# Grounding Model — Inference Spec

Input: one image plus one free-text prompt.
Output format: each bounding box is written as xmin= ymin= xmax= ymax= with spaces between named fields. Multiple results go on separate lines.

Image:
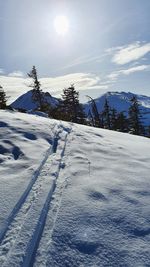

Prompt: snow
xmin=84 ymin=91 xmax=150 ymax=126
xmin=0 ymin=110 xmax=150 ymax=266
xmin=11 ymin=90 xmax=59 ymax=111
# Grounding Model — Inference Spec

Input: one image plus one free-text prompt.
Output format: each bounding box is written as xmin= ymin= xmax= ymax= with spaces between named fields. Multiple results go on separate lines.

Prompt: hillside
xmin=84 ymin=91 xmax=150 ymax=126
xmin=0 ymin=110 xmax=150 ymax=266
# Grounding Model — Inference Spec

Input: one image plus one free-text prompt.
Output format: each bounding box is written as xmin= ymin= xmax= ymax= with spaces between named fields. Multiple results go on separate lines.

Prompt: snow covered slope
xmin=0 ymin=110 xmax=150 ymax=267
xmin=84 ymin=91 xmax=150 ymax=126
xmin=11 ymin=90 xmax=59 ymax=111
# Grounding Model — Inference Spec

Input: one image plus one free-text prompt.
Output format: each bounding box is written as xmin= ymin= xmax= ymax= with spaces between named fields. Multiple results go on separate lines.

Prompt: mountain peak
xmin=11 ymin=90 xmax=59 ymax=111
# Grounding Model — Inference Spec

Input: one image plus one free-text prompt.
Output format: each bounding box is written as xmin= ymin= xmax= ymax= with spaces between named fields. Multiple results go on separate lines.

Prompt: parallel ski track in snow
xmin=0 ymin=123 xmax=71 ymax=267
xmin=0 ymin=123 xmax=56 ymax=244
xmin=33 ymin=129 xmax=73 ymax=267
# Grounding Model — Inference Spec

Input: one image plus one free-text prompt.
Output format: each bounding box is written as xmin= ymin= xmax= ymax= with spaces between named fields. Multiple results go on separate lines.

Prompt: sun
xmin=54 ymin=15 xmax=69 ymax=36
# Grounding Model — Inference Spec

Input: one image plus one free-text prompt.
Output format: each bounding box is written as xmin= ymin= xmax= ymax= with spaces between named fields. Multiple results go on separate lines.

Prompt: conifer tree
xmin=110 ymin=108 xmax=118 ymax=130
xmin=147 ymin=126 xmax=150 ymax=138
xmin=86 ymin=96 xmax=102 ymax=127
xmin=116 ymin=111 xmax=128 ymax=132
xmin=0 ymin=85 xmax=7 ymax=109
xmin=103 ymin=98 xmax=111 ymax=129
xmin=86 ymin=109 xmax=95 ymax=126
xmin=128 ymin=96 xmax=142 ymax=135
xmin=28 ymin=66 xmax=44 ymax=111
xmin=61 ymin=84 xmax=85 ymax=124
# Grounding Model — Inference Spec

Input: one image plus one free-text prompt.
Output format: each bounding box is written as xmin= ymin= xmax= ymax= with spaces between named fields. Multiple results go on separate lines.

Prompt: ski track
xmin=33 ymin=130 xmax=73 ymax=267
xmin=0 ymin=123 xmax=71 ymax=267
xmin=0 ymin=123 xmax=56 ymax=244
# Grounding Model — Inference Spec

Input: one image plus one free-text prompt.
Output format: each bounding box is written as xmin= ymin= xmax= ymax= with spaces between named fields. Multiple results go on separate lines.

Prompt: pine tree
xmin=128 ymin=96 xmax=142 ymax=135
xmin=0 ymin=85 xmax=7 ymax=109
xmin=86 ymin=96 xmax=102 ymax=127
xmin=28 ymin=66 xmax=44 ymax=111
xmin=103 ymin=98 xmax=111 ymax=129
xmin=110 ymin=108 xmax=118 ymax=130
xmin=116 ymin=112 xmax=128 ymax=132
xmin=61 ymin=84 xmax=85 ymax=123
xmin=147 ymin=126 xmax=150 ymax=138
xmin=86 ymin=109 xmax=95 ymax=126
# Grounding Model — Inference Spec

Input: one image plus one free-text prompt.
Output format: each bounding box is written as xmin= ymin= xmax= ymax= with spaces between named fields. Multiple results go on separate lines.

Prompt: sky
xmin=0 ymin=0 xmax=150 ymax=103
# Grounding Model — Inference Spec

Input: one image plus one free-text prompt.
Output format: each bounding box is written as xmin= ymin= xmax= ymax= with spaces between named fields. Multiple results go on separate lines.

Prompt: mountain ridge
xmin=11 ymin=89 xmax=59 ymax=111
xmin=10 ymin=90 xmax=150 ymax=126
xmin=84 ymin=91 xmax=150 ymax=126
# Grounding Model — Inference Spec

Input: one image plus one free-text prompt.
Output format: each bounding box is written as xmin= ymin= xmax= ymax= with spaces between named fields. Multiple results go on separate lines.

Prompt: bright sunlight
xmin=54 ymin=15 xmax=69 ymax=36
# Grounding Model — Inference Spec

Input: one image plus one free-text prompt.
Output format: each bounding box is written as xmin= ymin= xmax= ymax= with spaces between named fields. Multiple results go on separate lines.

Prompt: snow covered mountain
xmin=11 ymin=89 xmax=59 ymax=111
xmin=0 ymin=110 xmax=150 ymax=266
xmin=84 ymin=91 xmax=150 ymax=126
xmin=10 ymin=90 xmax=150 ymax=126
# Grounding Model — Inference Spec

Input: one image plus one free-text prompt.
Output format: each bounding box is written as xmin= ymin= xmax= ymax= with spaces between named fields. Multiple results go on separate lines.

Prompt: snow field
xmin=0 ymin=110 xmax=150 ymax=267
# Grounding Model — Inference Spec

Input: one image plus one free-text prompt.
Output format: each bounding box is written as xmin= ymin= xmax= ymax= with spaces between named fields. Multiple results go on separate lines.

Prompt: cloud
xmin=0 ymin=72 xmax=108 ymax=104
xmin=108 ymin=65 xmax=150 ymax=81
xmin=112 ymin=42 xmax=150 ymax=65
xmin=120 ymin=65 xmax=149 ymax=75
xmin=0 ymin=76 xmax=30 ymax=103
xmin=40 ymin=73 xmax=103 ymax=91
xmin=62 ymin=53 xmax=108 ymax=70
xmin=8 ymin=71 xmax=25 ymax=78
xmin=107 ymin=72 xmax=120 ymax=81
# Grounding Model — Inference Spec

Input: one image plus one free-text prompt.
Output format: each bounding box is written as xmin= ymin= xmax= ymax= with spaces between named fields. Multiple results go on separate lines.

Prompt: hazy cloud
xmin=62 ymin=53 xmax=108 ymax=70
xmin=112 ymin=42 xmax=150 ymax=65
xmin=8 ymin=71 xmax=25 ymax=78
xmin=108 ymin=65 xmax=150 ymax=81
xmin=0 ymin=72 xmax=107 ymax=104
xmin=120 ymin=65 xmax=149 ymax=75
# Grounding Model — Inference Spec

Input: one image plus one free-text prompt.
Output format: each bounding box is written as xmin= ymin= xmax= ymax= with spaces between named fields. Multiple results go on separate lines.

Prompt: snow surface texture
xmin=0 ymin=110 xmax=150 ymax=267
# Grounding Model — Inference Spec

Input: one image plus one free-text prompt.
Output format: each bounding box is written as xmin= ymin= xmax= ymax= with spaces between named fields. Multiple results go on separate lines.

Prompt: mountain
xmin=0 ymin=110 xmax=150 ymax=266
xmin=10 ymin=90 xmax=150 ymax=126
xmin=11 ymin=89 xmax=59 ymax=111
xmin=84 ymin=91 xmax=150 ymax=126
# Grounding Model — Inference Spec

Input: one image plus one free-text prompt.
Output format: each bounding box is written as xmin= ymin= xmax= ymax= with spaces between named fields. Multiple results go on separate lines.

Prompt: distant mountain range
xmin=11 ymin=90 xmax=150 ymax=126
xmin=84 ymin=91 xmax=150 ymax=126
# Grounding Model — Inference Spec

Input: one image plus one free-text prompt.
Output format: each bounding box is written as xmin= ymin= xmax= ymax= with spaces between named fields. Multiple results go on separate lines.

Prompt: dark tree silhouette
xmin=61 ymin=84 xmax=85 ymax=124
xmin=116 ymin=111 xmax=128 ymax=132
xmin=0 ymin=85 xmax=7 ymax=109
xmin=103 ymin=98 xmax=111 ymax=129
xmin=28 ymin=66 xmax=44 ymax=111
xmin=110 ymin=108 xmax=118 ymax=130
xmin=86 ymin=95 xmax=102 ymax=127
xmin=128 ymin=96 xmax=143 ymax=135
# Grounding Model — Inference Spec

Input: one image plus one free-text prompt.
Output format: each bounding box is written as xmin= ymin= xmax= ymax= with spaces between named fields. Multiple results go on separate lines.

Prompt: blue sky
xmin=0 ymin=0 xmax=150 ymax=102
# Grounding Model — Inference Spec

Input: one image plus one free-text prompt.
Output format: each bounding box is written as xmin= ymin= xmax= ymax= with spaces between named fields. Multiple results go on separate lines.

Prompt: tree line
xmin=0 ymin=66 xmax=150 ymax=138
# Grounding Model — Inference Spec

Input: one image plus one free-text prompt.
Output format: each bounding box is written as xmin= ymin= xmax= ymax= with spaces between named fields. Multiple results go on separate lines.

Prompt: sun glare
xmin=54 ymin=15 xmax=69 ymax=36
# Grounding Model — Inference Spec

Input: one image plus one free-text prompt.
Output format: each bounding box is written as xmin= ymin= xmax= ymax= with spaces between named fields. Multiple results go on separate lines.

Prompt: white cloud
xmin=8 ymin=71 xmax=25 ymax=78
xmin=0 ymin=72 xmax=108 ymax=104
xmin=0 ymin=76 xmax=30 ymax=103
xmin=40 ymin=73 xmax=102 ymax=91
xmin=108 ymin=65 xmax=150 ymax=81
xmin=120 ymin=65 xmax=149 ymax=75
xmin=107 ymin=72 xmax=120 ymax=81
xmin=112 ymin=42 xmax=150 ymax=65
